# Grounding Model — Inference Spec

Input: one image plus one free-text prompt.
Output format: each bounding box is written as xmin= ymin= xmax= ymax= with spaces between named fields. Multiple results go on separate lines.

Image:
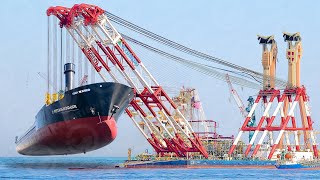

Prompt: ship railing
xmin=16 ymin=123 xmax=36 ymax=144
xmin=276 ymin=158 xmax=320 ymax=166
xmin=300 ymin=159 xmax=320 ymax=166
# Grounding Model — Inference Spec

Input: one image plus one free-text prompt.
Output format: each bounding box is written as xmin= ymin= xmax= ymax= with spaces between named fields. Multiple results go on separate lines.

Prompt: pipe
xmin=64 ymin=63 xmax=75 ymax=91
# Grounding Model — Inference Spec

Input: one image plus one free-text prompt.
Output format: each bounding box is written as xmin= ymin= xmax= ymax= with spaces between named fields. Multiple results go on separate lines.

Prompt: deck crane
xmin=225 ymin=74 xmax=256 ymax=143
xmin=47 ymin=4 xmax=208 ymax=158
xmin=225 ymin=74 xmax=246 ymax=118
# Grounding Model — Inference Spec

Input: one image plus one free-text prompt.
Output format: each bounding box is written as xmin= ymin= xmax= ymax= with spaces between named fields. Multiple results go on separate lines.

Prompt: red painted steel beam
xmin=46 ymin=6 xmax=70 ymax=28
xmin=68 ymin=4 xmax=105 ymax=26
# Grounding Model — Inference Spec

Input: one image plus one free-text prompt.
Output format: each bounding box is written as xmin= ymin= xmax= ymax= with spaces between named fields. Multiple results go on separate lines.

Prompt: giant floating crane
xmin=47 ymin=4 xmax=208 ymax=158
xmin=45 ymin=4 xmax=318 ymax=159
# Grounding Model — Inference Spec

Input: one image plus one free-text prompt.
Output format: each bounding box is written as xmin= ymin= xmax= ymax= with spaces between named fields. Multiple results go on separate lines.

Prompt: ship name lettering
xmin=52 ymin=105 xmax=78 ymax=114
xmin=72 ymin=88 xmax=90 ymax=95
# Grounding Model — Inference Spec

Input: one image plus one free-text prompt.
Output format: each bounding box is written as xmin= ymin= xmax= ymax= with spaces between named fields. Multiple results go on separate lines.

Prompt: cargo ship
xmin=16 ymin=63 xmax=134 ymax=155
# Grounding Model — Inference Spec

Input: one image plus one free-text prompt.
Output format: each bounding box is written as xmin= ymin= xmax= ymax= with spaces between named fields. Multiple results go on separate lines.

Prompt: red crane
xmin=47 ymin=4 xmax=208 ymax=158
xmin=225 ymin=74 xmax=246 ymax=118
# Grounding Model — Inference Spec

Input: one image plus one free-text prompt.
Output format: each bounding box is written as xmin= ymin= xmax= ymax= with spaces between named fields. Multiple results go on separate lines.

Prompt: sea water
xmin=0 ymin=157 xmax=319 ymax=179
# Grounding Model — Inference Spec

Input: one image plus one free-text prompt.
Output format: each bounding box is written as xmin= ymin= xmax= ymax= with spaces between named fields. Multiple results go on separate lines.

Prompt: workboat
xmin=275 ymin=151 xmax=318 ymax=169
xmin=276 ymin=160 xmax=320 ymax=169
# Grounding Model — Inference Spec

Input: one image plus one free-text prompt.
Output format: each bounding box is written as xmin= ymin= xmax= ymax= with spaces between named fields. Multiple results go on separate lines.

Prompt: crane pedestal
xmin=229 ymin=87 xmax=318 ymax=159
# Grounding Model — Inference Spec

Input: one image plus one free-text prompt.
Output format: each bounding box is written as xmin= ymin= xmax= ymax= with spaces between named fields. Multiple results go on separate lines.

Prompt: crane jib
xmin=118 ymin=41 xmax=139 ymax=66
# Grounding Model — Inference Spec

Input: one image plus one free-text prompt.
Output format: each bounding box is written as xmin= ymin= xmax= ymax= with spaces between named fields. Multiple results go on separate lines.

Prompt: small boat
xmin=276 ymin=160 xmax=320 ymax=169
xmin=275 ymin=151 xmax=318 ymax=169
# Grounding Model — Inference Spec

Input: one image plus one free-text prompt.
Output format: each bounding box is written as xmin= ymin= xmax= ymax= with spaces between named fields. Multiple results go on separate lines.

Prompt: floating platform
xmin=123 ymin=159 xmax=276 ymax=169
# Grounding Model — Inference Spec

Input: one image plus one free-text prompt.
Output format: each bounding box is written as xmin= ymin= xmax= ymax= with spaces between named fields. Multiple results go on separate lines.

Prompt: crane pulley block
xmin=257 ymin=35 xmax=275 ymax=44
xmin=283 ymin=32 xmax=301 ymax=42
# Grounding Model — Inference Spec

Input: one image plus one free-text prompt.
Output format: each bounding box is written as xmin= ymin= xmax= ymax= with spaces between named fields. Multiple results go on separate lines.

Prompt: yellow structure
xmin=257 ymin=35 xmax=277 ymax=90
xmin=283 ymin=32 xmax=303 ymax=88
xmin=283 ymin=32 xmax=309 ymax=149
xmin=52 ymin=93 xmax=58 ymax=102
xmin=128 ymin=148 xmax=132 ymax=161
xmin=45 ymin=92 xmax=51 ymax=105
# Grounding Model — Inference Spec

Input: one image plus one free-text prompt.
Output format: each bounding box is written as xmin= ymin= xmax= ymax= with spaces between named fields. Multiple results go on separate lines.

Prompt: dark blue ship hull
xmin=16 ymin=82 xmax=134 ymax=156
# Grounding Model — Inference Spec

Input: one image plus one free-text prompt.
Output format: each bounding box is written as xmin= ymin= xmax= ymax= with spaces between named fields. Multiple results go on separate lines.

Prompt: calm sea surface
xmin=0 ymin=157 xmax=319 ymax=179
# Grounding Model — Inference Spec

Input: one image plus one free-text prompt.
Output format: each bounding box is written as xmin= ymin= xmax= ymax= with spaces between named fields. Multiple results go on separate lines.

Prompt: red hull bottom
xmin=17 ymin=116 xmax=117 ymax=155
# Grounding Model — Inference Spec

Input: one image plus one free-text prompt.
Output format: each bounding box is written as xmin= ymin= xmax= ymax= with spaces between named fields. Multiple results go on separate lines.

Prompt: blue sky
xmin=1 ymin=0 xmax=320 ymax=157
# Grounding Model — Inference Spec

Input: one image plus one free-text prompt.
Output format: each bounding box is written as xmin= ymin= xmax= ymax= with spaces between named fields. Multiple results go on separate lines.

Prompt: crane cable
xmin=53 ymin=17 xmax=58 ymax=95
xmin=47 ymin=16 xmax=51 ymax=103
xmin=106 ymin=12 xmax=287 ymax=89
xmin=122 ymin=34 xmax=261 ymax=89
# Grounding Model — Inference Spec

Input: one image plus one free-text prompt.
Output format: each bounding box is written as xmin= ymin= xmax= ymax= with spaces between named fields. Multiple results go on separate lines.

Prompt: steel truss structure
xmin=229 ymin=34 xmax=318 ymax=159
xmin=47 ymin=4 xmax=208 ymax=158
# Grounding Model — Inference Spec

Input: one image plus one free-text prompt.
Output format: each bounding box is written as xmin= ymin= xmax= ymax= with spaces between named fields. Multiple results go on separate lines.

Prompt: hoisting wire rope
xmin=84 ymin=26 xmax=89 ymax=82
xmin=78 ymin=39 xmax=83 ymax=85
xmin=106 ymin=12 xmax=287 ymax=89
xmin=66 ymin=27 xmax=70 ymax=63
xmin=53 ymin=17 xmax=58 ymax=95
xmin=130 ymin=43 xmax=205 ymax=92
xmin=60 ymin=28 xmax=63 ymax=92
xmin=122 ymin=34 xmax=261 ymax=90
xmin=47 ymin=16 xmax=51 ymax=97
xmin=126 ymin=35 xmax=260 ymax=89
